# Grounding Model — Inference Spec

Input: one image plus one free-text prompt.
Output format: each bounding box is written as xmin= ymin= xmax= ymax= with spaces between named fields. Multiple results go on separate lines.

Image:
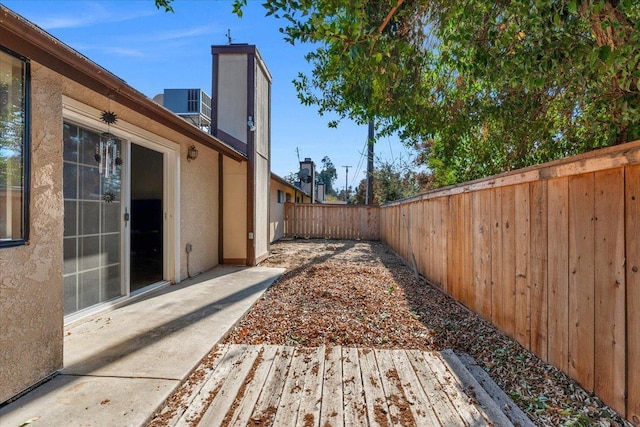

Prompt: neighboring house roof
xmin=270 ymin=172 xmax=312 ymax=199
xmin=0 ymin=6 xmax=246 ymax=162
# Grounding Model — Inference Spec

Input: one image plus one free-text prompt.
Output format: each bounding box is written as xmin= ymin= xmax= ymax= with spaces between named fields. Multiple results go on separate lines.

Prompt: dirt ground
xmin=152 ymin=239 xmax=630 ymax=426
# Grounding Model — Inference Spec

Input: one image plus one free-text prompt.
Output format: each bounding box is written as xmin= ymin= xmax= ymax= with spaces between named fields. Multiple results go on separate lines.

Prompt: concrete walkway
xmin=0 ymin=266 xmax=284 ymax=427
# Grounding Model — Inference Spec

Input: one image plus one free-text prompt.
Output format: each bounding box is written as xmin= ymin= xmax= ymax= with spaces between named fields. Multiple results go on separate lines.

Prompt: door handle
xmin=124 ymin=208 xmax=130 ymax=225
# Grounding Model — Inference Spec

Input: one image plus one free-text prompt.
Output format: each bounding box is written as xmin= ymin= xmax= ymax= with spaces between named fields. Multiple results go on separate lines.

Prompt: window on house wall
xmin=277 ymin=189 xmax=284 ymax=204
xmin=286 ymin=193 xmax=292 ymax=203
xmin=0 ymin=47 xmax=29 ymax=247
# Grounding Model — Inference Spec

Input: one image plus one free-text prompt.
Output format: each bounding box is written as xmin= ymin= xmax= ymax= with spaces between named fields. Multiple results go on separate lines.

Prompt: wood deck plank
xmin=176 ymin=344 xmax=246 ymax=427
xmin=320 ymin=346 xmax=345 ymax=427
xmin=197 ymin=345 xmax=261 ymax=426
xmin=181 ymin=345 xmax=526 ymax=427
xmin=406 ymin=350 xmax=464 ymax=426
xmin=390 ymin=350 xmax=442 ymax=426
xmin=342 ymin=347 xmax=368 ymax=427
xmin=273 ymin=347 xmax=316 ymax=426
xmin=227 ymin=345 xmax=279 ymax=426
xmin=295 ymin=346 xmax=325 ymax=427
xmin=246 ymin=345 xmax=294 ymax=426
xmin=374 ymin=349 xmax=413 ymax=426
xmin=425 ymin=351 xmax=489 ymax=426
xmin=161 ymin=344 xmax=230 ymax=426
xmin=359 ymin=348 xmax=392 ymax=427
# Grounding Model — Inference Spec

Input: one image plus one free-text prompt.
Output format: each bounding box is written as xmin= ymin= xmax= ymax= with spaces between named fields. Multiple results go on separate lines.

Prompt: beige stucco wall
xmin=222 ymin=156 xmax=247 ymax=263
xmin=61 ymin=78 xmax=224 ymax=282
xmin=1 ymin=60 xmax=229 ymax=402
xmin=0 ymin=63 xmax=64 ymax=403
xmin=217 ymin=54 xmax=248 ymax=144
xmin=180 ymin=142 xmax=219 ymax=278
xmin=270 ymin=180 xmax=294 ymax=242
xmin=254 ymin=155 xmax=269 ymax=261
xmin=253 ymin=62 xmax=270 ymax=262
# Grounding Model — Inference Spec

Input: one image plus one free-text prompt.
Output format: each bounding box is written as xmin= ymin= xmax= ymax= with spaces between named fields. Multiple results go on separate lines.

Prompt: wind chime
xmin=97 ymin=109 xmax=122 ymax=203
xmin=96 ymin=110 xmax=122 ymax=179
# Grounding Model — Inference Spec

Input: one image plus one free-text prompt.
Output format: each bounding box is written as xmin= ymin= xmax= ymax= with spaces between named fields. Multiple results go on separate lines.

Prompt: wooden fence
xmin=284 ymin=203 xmax=380 ymax=240
xmin=380 ymin=140 xmax=640 ymax=424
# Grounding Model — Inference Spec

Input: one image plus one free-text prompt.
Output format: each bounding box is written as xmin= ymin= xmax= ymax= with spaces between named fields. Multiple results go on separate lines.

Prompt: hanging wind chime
xmin=98 ymin=109 xmax=122 ymax=203
xmin=96 ymin=110 xmax=122 ymax=179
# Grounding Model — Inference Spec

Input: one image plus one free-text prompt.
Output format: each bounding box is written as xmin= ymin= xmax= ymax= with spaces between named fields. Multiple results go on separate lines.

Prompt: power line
xmin=341 ymin=165 xmax=352 ymax=201
xmin=350 ymin=137 xmax=368 ymax=189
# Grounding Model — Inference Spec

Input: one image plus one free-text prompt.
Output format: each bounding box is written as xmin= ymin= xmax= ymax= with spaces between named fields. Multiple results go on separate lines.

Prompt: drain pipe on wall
xmin=186 ymin=243 xmax=193 ymax=278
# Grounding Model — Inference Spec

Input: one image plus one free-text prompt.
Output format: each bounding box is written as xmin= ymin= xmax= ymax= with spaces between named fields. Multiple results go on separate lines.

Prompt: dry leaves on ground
xmin=222 ymin=239 xmax=630 ymax=427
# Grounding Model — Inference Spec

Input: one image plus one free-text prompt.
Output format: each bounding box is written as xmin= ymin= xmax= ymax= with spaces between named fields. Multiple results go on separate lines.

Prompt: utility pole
xmin=342 ymin=165 xmax=351 ymax=202
xmin=365 ymin=120 xmax=374 ymax=205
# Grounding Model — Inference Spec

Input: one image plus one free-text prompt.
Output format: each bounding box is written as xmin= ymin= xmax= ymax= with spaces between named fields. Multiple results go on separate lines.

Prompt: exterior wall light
xmin=247 ymin=116 xmax=256 ymax=132
xmin=187 ymin=144 xmax=199 ymax=162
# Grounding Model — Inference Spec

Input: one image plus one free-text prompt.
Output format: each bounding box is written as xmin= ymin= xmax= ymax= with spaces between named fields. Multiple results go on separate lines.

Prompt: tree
xmin=351 ymin=157 xmax=433 ymax=205
xmin=282 ymin=172 xmax=298 ymax=185
xmin=157 ymin=0 xmax=640 ymax=186
xmin=317 ymin=156 xmax=338 ymax=196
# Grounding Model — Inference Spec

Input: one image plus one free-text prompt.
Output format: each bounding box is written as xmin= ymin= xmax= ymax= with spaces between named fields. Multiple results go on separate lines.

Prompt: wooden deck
xmin=162 ymin=345 xmax=520 ymax=427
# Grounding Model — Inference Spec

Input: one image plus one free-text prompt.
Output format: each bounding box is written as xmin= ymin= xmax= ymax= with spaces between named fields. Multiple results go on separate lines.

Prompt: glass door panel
xmin=130 ymin=143 xmax=164 ymax=291
xmin=63 ymin=123 xmax=123 ymax=315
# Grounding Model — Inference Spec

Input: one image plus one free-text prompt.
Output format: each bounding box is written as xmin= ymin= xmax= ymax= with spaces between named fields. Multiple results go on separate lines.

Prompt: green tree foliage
xmin=352 ymin=158 xmax=432 ymax=204
xmin=317 ymin=156 xmax=338 ymax=196
xmin=157 ymin=0 xmax=640 ymax=186
xmin=282 ymin=171 xmax=298 ymax=185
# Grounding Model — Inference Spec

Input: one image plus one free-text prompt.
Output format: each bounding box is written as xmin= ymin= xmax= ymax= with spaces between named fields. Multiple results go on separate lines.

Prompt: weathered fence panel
xmin=284 ymin=203 xmax=379 ymax=240
xmin=379 ymin=139 xmax=640 ymax=422
xmin=626 ymin=164 xmax=640 ymax=425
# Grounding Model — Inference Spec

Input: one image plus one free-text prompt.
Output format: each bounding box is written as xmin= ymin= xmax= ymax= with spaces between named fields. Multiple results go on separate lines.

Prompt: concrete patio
xmin=0 ymin=266 xmax=284 ymax=427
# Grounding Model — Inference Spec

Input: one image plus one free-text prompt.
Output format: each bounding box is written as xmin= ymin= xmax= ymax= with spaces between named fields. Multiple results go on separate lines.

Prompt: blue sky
xmin=2 ymin=0 xmax=414 ymax=191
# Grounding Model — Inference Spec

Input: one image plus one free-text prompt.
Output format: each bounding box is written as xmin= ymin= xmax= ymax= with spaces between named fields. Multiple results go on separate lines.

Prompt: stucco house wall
xmin=222 ymin=156 xmax=247 ymax=264
xmin=0 ymin=59 xmax=232 ymax=403
xmin=180 ymin=141 xmax=219 ymax=277
xmin=0 ymin=62 xmax=65 ymax=403
xmin=61 ymin=79 xmax=224 ymax=282
xmin=0 ymin=5 xmax=264 ymax=404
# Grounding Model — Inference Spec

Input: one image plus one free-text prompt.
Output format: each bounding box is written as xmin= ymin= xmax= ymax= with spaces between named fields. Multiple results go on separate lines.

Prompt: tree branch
xmin=377 ymin=0 xmax=405 ymax=34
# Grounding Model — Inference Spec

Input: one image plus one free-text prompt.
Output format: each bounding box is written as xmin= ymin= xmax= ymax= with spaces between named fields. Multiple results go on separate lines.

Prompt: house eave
xmin=0 ymin=5 xmax=247 ymax=163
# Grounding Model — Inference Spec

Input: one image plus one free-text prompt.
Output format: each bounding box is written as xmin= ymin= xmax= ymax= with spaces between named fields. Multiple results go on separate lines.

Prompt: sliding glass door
xmin=63 ymin=122 xmax=123 ymax=314
xmin=129 ymin=143 xmax=164 ymax=292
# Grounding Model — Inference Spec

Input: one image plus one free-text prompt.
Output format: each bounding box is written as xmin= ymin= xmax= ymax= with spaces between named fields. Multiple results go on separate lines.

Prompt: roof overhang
xmin=0 ymin=6 xmax=246 ymax=162
xmin=270 ymin=172 xmax=312 ymax=198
